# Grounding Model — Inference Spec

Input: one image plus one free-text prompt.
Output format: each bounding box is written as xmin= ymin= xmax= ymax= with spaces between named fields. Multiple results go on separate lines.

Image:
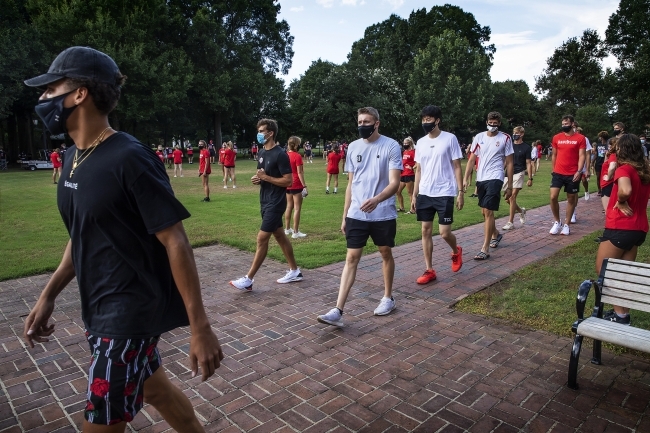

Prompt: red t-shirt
xmin=50 ymin=152 xmax=62 ymax=168
xmin=173 ymin=149 xmax=183 ymax=164
xmin=551 ymin=132 xmax=586 ymax=175
xmin=187 ymin=147 xmax=193 ymax=155
xmin=156 ymin=151 xmax=165 ymax=163
xmin=536 ymin=144 xmax=542 ymax=158
xmin=199 ymin=149 xmax=211 ymax=174
xmin=401 ymin=149 xmax=415 ymax=176
xmin=223 ymin=148 xmax=236 ymax=167
xmin=251 ymin=145 xmax=258 ymax=154
xmin=606 ymin=164 xmax=650 ymax=232
xmin=601 ymin=154 xmax=617 ymax=188
xmin=327 ymin=151 xmax=342 ymax=174
xmin=287 ymin=151 xmax=304 ymax=190
xmin=219 ymin=149 xmax=226 ymax=163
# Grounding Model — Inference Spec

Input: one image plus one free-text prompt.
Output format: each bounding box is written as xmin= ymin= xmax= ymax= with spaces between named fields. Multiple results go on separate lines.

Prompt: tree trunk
xmin=7 ymin=115 xmax=18 ymax=162
xmin=213 ymin=111 xmax=222 ymax=146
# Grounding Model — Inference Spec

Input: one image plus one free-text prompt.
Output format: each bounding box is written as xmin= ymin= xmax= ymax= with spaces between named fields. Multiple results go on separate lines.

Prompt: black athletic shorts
xmin=476 ymin=179 xmax=503 ymax=211
xmin=84 ymin=333 xmax=161 ymax=425
xmin=550 ymin=172 xmax=580 ymax=194
xmin=260 ymin=209 xmax=283 ymax=233
xmin=416 ymin=195 xmax=454 ymax=225
xmin=345 ymin=217 xmax=396 ymax=249
xmin=286 ymin=188 xmax=302 ymax=195
xmin=400 ymin=175 xmax=415 ymax=183
xmin=601 ymin=229 xmax=647 ymax=251
xmin=601 ymin=183 xmax=613 ymax=197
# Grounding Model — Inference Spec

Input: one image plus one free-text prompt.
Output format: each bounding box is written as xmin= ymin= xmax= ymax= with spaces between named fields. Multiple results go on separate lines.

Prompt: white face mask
xmin=487 ymin=125 xmax=498 ymax=133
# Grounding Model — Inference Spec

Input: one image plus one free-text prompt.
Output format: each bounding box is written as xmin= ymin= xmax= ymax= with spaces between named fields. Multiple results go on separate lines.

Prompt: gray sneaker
xmin=317 ymin=308 xmax=344 ymax=327
xmin=519 ymin=207 xmax=526 ymax=225
xmin=374 ymin=297 xmax=396 ymax=316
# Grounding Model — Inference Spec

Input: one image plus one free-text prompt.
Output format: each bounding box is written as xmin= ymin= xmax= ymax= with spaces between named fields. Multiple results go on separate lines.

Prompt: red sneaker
xmin=416 ymin=269 xmax=437 ymax=284
xmin=451 ymin=246 xmax=463 ymax=272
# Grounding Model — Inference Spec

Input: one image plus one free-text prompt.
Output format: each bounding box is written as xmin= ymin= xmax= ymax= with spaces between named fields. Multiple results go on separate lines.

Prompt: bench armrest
xmin=572 ymin=280 xmax=594 ymax=333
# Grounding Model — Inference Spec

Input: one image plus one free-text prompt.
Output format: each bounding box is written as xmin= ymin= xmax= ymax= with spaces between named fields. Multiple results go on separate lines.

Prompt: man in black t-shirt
xmin=23 ymin=47 xmax=222 ymax=432
xmin=230 ymin=118 xmax=303 ymax=291
xmin=502 ymin=126 xmax=532 ymax=230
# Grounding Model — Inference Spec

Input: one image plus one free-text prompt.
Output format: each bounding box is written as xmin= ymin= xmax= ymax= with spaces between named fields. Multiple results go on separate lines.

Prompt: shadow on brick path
xmin=2 ymin=198 xmax=649 ymax=432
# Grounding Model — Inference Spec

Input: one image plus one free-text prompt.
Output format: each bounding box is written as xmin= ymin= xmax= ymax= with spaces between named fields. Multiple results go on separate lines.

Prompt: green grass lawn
xmin=455 ymin=220 xmax=650 ymax=356
xmin=1 ymin=157 xmax=560 ymax=281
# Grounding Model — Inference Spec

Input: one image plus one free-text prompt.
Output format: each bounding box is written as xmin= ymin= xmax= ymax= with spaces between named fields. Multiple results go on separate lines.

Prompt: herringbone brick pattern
xmin=1 ymin=198 xmax=649 ymax=432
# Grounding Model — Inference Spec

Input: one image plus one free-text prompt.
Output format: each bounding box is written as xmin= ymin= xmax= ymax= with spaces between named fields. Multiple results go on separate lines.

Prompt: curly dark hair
xmin=65 ymin=73 xmax=126 ymax=114
xmin=616 ymin=134 xmax=650 ymax=184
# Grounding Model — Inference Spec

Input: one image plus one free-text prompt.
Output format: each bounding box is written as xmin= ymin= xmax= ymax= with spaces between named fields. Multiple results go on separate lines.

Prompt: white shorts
xmin=503 ymin=170 xmax=525 ymax=190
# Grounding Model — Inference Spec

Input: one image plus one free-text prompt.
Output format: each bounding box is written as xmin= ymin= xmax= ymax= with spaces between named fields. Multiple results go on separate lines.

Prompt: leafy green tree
xmin=408 ymin=30 xmax=492 ymax=136
xmin=576 ymin=105 xmax=612 ymax=139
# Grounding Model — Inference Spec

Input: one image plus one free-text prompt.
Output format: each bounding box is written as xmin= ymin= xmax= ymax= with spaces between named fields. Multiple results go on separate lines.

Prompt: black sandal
xmin=474 ymin=251 xmax=490 ymax=260
xmin=489 ymin=234 xmax=503 ymax=248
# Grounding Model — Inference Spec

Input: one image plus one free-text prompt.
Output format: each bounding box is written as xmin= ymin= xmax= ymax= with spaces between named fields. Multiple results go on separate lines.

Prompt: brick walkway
xmin=2 ymin=198 xmax=650 ymax=432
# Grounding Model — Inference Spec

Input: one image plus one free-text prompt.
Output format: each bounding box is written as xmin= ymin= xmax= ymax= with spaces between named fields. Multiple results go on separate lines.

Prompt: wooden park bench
xmin=568 ymin=258 xmax=650 ymax=389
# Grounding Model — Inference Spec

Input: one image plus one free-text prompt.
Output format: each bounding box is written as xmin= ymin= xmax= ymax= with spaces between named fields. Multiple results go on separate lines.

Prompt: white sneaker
xmin=230 ymin=276 xmax=253 ymax=291
xmin=317 ymin=308 xmax=343 ymax=327
xmin=180 ymin=175 xmax=183 ymax=177
xmin=284 ymin=228 xmax=293 ymax=235
xmin=502 ymin=222 xmax=515 ymax=230
xmin=277 ymin=268 xmax=303 ymax=283
xmin=519 ymin=207 xmax=526 ymax=225
xmin=561 ymin=224 xmax=570 ymax=235
xmin=174 ymin=175 xmax=177 ymax=178
xmin=549 ymin=221 xmax=561 ymax=235
xmin=223 ymin=185 xmax=228 ymax=189
xmin=292 ymin=231 xmax=307 ymax=238
xmin=374 ymin=297 xmax=396 ymax=316
xmin=571 ymin=213 xmax=577 ymax=224
xmin=232 ymin=185 xmax=236 ymax=189
xmin=584 ymin=191 xmax=590 ymax=201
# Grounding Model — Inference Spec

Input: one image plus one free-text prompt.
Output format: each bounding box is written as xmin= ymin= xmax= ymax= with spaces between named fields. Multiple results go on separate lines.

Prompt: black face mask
xmin=34 ymin=90 xmax=78 ymax=136
xmin=422 ymin=122 xmax=437 ymax=134
xmin=358 ymin=124 xmax=375 ymax=139
xmin=513 ymin=134 xmax=521 ymax=141
xmin=614 ymin=129 xmax=621 ymax=135
xmin=561 ymin=125 xmax=572 ymax=133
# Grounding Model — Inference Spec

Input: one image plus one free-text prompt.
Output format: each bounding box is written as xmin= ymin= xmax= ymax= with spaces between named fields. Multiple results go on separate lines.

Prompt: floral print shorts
xmin=84 ymin=333 xmax=161 ymax=425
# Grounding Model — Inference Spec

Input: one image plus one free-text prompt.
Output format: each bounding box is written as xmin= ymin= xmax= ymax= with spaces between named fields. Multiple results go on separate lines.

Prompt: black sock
xmin=336 ymin=308 xmax=343 ymax=315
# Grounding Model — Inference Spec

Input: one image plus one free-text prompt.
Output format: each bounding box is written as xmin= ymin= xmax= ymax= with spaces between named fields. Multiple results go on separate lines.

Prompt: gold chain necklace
xmin=70 ymin=127 xmax=112 ymax=178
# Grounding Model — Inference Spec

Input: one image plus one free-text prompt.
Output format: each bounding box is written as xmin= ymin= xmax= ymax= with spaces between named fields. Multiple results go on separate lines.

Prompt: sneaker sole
xmin=229 ymin=281 xmax=252 ymax=291
xmin=277 ymin=276 xmax=303 ymax=284
xmin=317 ymin=317 xmax=344 ymax=327
xmin=374 ymin=306 xmax=396 ymax=316
xmin=416 ymin=277 xmax=437 ymax=284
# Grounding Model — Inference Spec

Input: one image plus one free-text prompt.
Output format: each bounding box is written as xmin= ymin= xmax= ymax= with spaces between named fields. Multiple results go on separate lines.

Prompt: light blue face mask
xmin=257 ymin=133 xmax=266 ymax=144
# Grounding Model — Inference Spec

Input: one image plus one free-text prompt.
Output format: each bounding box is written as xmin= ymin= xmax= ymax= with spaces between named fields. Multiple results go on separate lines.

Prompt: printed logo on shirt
xmin=259 ymin=157 xmax=264 ymax=164
xmin=357 ymin=155 xmax=362 ymax=162
xmin=495 ymin=141 xmax=500 ymax=147
xmin=64 ymin=180 xmax=78 ymax=190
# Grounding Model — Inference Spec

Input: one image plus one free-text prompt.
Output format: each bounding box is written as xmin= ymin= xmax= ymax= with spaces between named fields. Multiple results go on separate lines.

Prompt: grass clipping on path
xmin=455 ymin=230 xmax=650 ymax=356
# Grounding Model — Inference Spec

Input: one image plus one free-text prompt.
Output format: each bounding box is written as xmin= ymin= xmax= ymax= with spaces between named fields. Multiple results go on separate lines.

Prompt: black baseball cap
xmin=25 ymin=46 xmax=120 ymax=87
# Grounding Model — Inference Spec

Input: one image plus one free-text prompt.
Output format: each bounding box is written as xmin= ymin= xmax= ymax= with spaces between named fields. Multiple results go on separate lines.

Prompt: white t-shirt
xmin=531 ymin=146 xmax=538 ymax=159
xmin=415 ymin=131 xmax=463 ymax=197
xmin=470 ymin=131 xmax=514 ymax=182
xmin=345 ymin=135 xmax=403 ymax=221
xmin=581 ymin=138 xmax=593 ymax=173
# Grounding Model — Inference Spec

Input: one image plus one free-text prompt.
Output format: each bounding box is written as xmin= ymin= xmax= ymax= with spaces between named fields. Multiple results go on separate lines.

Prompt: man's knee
xmin=421 ymin=223 xmax=433 ymax=237
xmin=345 ymin=249 xmax=363 ymax=266
xmin=378 ymin=246 xmax=393 ymax=261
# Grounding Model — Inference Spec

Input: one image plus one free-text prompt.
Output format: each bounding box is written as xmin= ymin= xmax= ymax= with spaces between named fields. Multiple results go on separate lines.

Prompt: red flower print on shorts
xmin=123 ymin=382 xmax=137 ymax=396
xmin=124 ymin=350 xmax=138 ymax=362
xmin=90 ymin=378 xmax=110 ymax=397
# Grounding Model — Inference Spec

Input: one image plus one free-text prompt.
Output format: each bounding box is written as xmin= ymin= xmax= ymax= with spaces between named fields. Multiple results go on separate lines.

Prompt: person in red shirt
xmin=600 ymin=137 xmax=619 ymax=213
xmin=326 ymin=144 xmax=343 ymax=194
xmin=222 ymin=141 xmax=237 ymax=188
xmin=595 ymin=134 xmax=650 ymax=325
xmin=198 ymin=140 xmax=211 ymax=202
xmin=172 ymin=146 xmax=184 ymax=178
xmin=218 ymin=143 xmax=226 ymax=177
xmin=186 ymin=143 xmax=193 ymax=164
xmin=284 ymin=136 xmax=308 ymax=238
xmin=155 ymin=145 xmax=165 ymax=165
xmin=251 ymin=143 xmax=258 ymax=161
xmin=50 ymin=148 xmax=62 ymax=184
xmin=549 ymin=114 xmax=586 ymax=236
xmin=396 ymin=137 xmax=416 ymax=213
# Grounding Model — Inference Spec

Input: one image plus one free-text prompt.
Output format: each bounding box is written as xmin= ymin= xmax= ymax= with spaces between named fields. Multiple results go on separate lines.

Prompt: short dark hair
xmin=420 ymin=105 xmax=442 ymax=120
xmin=487 ymin=111 xmax=502 ymax=122
xmin=66 ymin=73 xmax=126 ymax=114
xmin=357 ymin=107 xmax=380 ymax=121
xmin=613 ymin=121 xmax=625 ymax=130
xmin=562 ymin=114 xmax=575 ymax=123
xmin=257 ymin=118 xmax=278 ymax=140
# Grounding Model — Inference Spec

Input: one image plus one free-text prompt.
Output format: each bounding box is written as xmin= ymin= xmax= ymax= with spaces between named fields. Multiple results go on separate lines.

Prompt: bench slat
xmin=606 ymin=260 xmax=650 ymax=275
xmin=604 ymin=270 xmax=650 ymax=287
xmin=577 ymin=317 xmax=650 ymax=353
xmin=601 ymin=295 xmax=650 ymax=314
xmin=602 ymin=283 xmax=650 ymax=305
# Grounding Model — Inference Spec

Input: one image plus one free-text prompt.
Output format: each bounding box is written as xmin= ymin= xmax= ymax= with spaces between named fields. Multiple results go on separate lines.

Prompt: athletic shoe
xmin=232 ymin=185 xmax=236 ymax=189
xmin=180 ymin=175 xmax=183 ymax=177
xmin=224 ymin=185 xmax=228 ymax=189
xmin=519 ymin=207 xmax=526 ymax=225
xmin=416 ymin=269 xmax=437 ymax=284
xmin=549 ymin=221 xmax=561 ymax=235
xmin=317 ymin=308 xmax=343 ymax=327
xmin=230 ymin=276 xmax=253 ymax=291
xmin=333 ymin=191 xmax=337 ymax=194
xmin=277 ymin=268 xmax=303 ymax=283
xmin=202 ymin=197 xmax=210 ymax=202
xmin=502 ymin=222 xmax=515 ymax=230
xmin=174 ymin=175 xmax=177 ymax=177
xmin=571 ymin=213 xmax=577 ymax=223
xmin=603 ymin=310 xmax=631 ymax=325
xmin=451 ymin=246 xmax=463 ymax=272
xmin=561 ymin=224 xmax=570 ymax=235
xmin=374 ymin=297 xmax=396 ymax=316
xmin=326 ymin=190 xmax=330 ymax=194
xmin=292 ymin=231 xmax=307 ymax=238
xmin=584 ymin=191 xmax=590 ymax=201
xmin=284 ymin=228 xmax=293 ymax=235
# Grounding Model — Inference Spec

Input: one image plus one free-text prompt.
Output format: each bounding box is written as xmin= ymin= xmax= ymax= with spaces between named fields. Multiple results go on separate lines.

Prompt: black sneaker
xmin=603 ymin=310 xmax=631 ymax=325
xmin=326 ymin=190 xmax=329 ymax=194
xmin=202 ymin=197 xmax=210 ymax=202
